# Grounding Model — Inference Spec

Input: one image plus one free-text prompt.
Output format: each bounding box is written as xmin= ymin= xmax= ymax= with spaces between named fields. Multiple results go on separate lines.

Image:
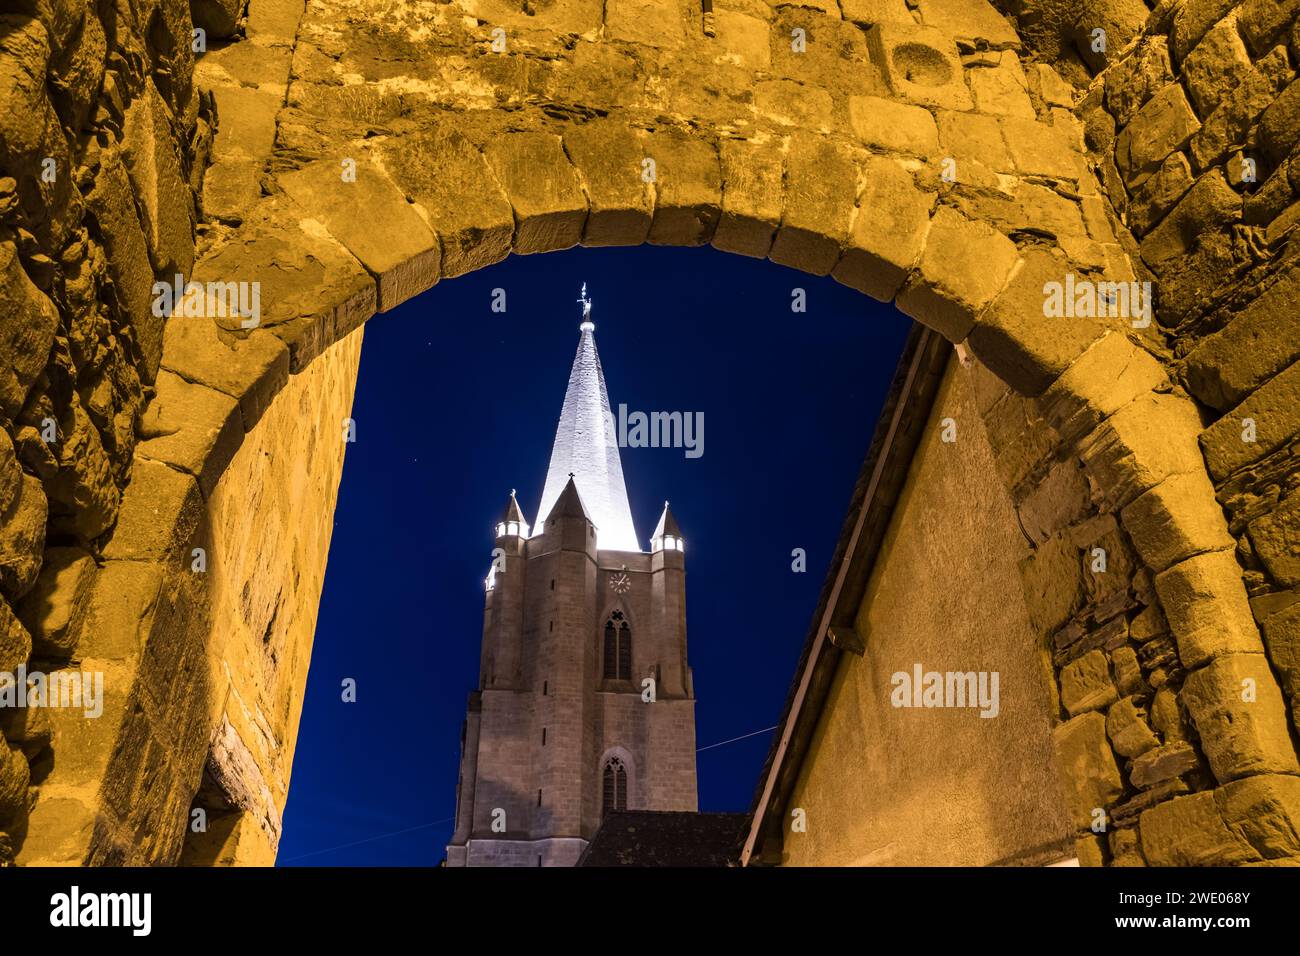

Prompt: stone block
xmin=1238 ymin=0 xmax=1300 ymax=55
xmin=713 ymin=10 xmax=771 ymax=70
xmin=1038 ymin=333 xmax=1169 ymax=446
xmin=1248 ymin=495 xmax=1300 ymax=589
xmin=914 ymin=0 xmax=1019 ymax=48
xmin=1107 ymin=697 xmax=1159 ymax=757
xmin=202 ymin=157 xmax=262 ymax=226
xmin=73 ymin=560 xmax=165 ymax=662
xmin=1109 ymin=826 xmax=1145 ymax=866
xmin=1183 ymin=653 xmax=1300 ymax=781
xmin=1111 ymin=646 xmax=1144 ymax=696
xmin=0 ymin=430 xmax=18 ymax=518
xmin=277 ymin=158 xmax=441 ymax=312
xmin=102 ymin=458 xmax=202 ymax=563
xmin=754 ymin=80 xmax=835 ymax=131
xmin=1061 ymin=650 xmax=1119 ymax=716
xmin=769 ymin=136 xmax=858 ymax=275
xmin=1183 ymin=262 xmax=1300 ymax=410
xmin=949 ymin=179 xmax=1086 ymax=241
xmin=161 ymin=319 xmax=289 ymax=432
xmin=1127 ymin=152 xmax=1194 ymax=236
xmin=849 ymin=96 xmax=940 ymax=156
xmin=379 ymin=127 xmax=514 ymax=280
xmin=1140 ymin=169 xmax=1240 ymax=267
xmin=1130 ymin=602 xmax=1169 ymax=642
xmin=606 ymin=0 xmax=687 ymax=48
xmin=1217 ymin=773 xmax=1300 ymax=859
xmin=839 ymin=0 xmax=912 ymax=27
xmin=1120 ymin=471 xmax=1235 ymax=573
xmin=1077 ymin=392 xmax=1206 ymax=511
xmin=1155 ymin=549 xmax=1264 ymax=669
xmin=713 ymin=138 xmax=783 ymax=259
xmin=14 ymin=546 xmax=94 ymax=659
xmin=0 ymin=241 xmax=58 ymax=419
xmin=968 ymin=246 xmax=1107 ymax=396
xmin=866 ymin=23 xmax=972 ymax=111
xmin=190 ymin=199 xmax=375 ymax=372
xmin=1018 ymin=532 xmax=1085 ymax=638
xmin=1032 ymin=64 xmax=1075 ymax=109
xmin=1258 ymin=80 xmax=1300 ymax=166
xmin=483 ymin=132 xmax=588 ymax=256
xmin=1015 ymin=457 xmax=1091 ymax=543
xmin=246 ymin=0 xmax=305 ymax=47
xmin=967 ymin=52 xmax=1035 ymax=119
xmin=768 ymin=11 xmax=872 ymax=95
xmin=1131 ymin=740 xmax=1201 ymax=787
xmin=896 ymin=206 xmax=1018 ymax=342
xmin=1200 ymin=357 xmax=1300 ymax=481
xmin=193 ymin=36 xmax=292 ymax=89
xmin=1170 ymin=0 xmax=1239 ymax=59
xmin=45 ymin=399 xmax=119 ymax=541
xmin=832 ymin=156 xmax=933 ymax=301
xmin=1115 ymin=84 xmax=1200 ymax=189
xmin=1181 ymin=15 xmax=1253 ymax=116
xmin=564 ymin=120 xmax=654 ymax=248
xmin=642 ymin=129 xmax=721 ymax=246
xmin=0 ymin=593 xmax=31 ymax=675
xmin=0 ymin=474 xmax=46 ymax=601
xmin=0 ymin=741 xmax=28 ymax=826
xmin=1150 ymin=685 xmax=1185 ymax=740
xmin=1140 ymin=788 xmax=1254 ymax=865
xmin=1052 ymin=711 xmax=1124 ymax=828
xmin=121 ymin=79 xmax=194 ymax=277
xmin=1259 ymin=600 xmax=1300 ymax=719
xmin=1105 ymin=37 xmax=1174 ymax=127
xmin=1000 ymin=115 xmax=1080 ymax=180
xmin=935 ymin=109 xmax=1013 ymax=172
xmin=138 ymin=372 xmax=243 ymax=499
xmin=1189 ymin=59 xmax=1288 ymax=171
xmin=13 ymin=793 xmax=99 ymax=865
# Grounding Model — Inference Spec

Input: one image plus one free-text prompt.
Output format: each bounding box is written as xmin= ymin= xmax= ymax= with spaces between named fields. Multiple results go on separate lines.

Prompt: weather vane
xmin=578 ymin=282 xmax=594 ymax=332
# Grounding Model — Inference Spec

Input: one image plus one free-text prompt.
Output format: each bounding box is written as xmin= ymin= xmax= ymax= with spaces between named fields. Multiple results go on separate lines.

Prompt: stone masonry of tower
xmin=446 ymin=317 xmax=697 ymax=867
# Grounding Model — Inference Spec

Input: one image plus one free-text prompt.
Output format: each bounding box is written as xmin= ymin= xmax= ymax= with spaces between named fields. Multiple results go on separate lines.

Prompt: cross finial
xmin=568 ymin=472 xmax=575 ymax=479
xmin=510 ymin=488 xmax=516 ymax=497
xmin=578 ymin=283 xmax=594 ymax=332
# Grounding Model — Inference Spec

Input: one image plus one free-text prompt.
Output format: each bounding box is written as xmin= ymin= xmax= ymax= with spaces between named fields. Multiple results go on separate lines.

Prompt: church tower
xmin=446 ymin=287 xmax=698 ymax=867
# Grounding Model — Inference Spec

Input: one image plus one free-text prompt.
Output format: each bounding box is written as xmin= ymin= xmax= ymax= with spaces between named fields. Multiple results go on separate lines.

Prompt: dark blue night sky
xmin=276 ymin=244 xmax=911 ymax=865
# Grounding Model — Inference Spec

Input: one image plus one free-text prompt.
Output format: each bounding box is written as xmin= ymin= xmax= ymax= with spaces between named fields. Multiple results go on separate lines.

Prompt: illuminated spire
xmin=535 ymin=286 xmax=640 ymax=551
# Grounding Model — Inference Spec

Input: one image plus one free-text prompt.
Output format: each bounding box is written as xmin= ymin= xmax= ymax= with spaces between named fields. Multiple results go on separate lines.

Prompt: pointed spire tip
xmin=578 ymin=282 xmax=594 ymax=332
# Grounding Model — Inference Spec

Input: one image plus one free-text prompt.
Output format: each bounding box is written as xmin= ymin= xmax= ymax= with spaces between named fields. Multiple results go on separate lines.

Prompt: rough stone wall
xmin=2 ymin=0 xmax=1298 ymax=868
xmin=1056 ymin=0 xmax=1300 ymax=864
xmin=0 ymin=0 xmax=221 ymax=863
xmin=11 ymin=322 xmax=360 ymax=866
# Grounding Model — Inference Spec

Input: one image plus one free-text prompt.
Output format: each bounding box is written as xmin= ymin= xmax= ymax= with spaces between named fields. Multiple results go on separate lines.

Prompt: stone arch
xmin=6 ymin=0 xmax=1298 ymax=867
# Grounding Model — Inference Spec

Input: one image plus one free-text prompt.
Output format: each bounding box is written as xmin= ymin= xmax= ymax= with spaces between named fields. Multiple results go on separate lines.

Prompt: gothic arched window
xmin=602 ymin=757 xmax=627 ymax=818
xmin=603 ymin=611 xmax=631 ymax=680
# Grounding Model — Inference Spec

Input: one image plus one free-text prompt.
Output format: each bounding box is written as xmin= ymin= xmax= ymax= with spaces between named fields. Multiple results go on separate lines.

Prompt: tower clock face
xmin=609 ymin=572 xmax=631 ymax=595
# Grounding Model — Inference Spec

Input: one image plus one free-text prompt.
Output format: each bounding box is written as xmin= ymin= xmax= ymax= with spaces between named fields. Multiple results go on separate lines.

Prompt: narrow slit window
xmin=602 ymin=611 xmax=631 ymax=680
xmin=602 ymin=756 xmax=628 ymax=818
